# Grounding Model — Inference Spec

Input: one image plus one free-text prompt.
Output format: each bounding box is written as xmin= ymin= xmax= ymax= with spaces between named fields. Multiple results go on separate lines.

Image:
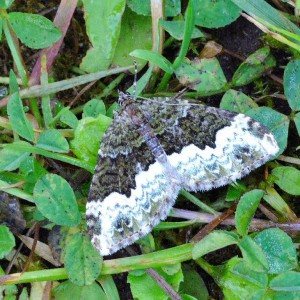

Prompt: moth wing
xmin=142 ymin=98 xmax=279 ymax=191
xmin=86 ymin=115 xmax=180 ymax=256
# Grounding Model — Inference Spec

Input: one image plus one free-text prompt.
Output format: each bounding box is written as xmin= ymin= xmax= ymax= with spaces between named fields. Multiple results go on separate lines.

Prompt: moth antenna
xmin=133 ymin=60 xmax=138 ymax=100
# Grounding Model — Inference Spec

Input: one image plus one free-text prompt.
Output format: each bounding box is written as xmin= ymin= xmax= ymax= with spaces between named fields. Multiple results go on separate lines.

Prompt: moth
xmin=86 ymin=92 xmax=279 ymax=256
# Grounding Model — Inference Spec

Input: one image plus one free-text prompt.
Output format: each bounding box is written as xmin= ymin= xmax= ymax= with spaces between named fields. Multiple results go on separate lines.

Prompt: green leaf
xmin=175 ymin=57 xmax=227 ymax=95
xmin=0 ymin=18 xmax=2 ymax=41
xmin=9 ymin=69 xmax=19 ymax=94
xmin=8 ymin=12 xmax=61 ymax=49
xmin=160 ymin=20 xmax=205 ymax=41
xmin=65 ymin=232 xmax=102 ymax=286
xmin=238 ymin=236 xmax=269 ymax=273
xmin=192 ymin=231 xmax=239 ymax=259
xmin=235 ymin=189 xmax=264 ymax=236
xmin=60 ymin=110 xmax=78 ymax=129
xmin=161 ymin=263 xmax=181 ymax=276
xmin=7 ymin=93 xmax=35 ymax=142
xmin=83 ymin=99 xmax=106 ymax=118
xmin=53 ymin=280 xmax=105 ymax=300
xmin=106 ymin=102 xmax=119 ymax=118
xmin=113 ymin=7 xmax=152 ymax=71
xmin=212 ymin=257 xmax=268 ymax=299
xmin=130 ymin=49 xmax=173 ymax=74
xmin=33 ymin=174 xmax=80 ymax=226
xmin=127 ymin=0 xmax=180 ymax=17
xmin=180 ymin=265 xmax=209 ymax=300
xmin=70 ymin=115 xmax=112 ymax=166
xmin=220 ymin=89 xmax=258 ymax=113
xmin=246 ymin=107 xmax=289 ymax=155
xmin=232 ymin=47 xmax=276 ymax=86
xmin=272 ymin=166 xmax=300 ymax=195
xmin=0 ymin=225 xmax=15 ymax=259
xmin=0 ymin=141 xmax=30 ymax=172
xmin=270 ymin=271 xmax=300 ymax=291
xmin=100 ymin=276 xmax=120 ymax=300
xmin=0 ymin=0 xmax=14 ymax=9
xmin=284 ymin=59 xmax=300 ymax=111
xmin=294 ymin=112 xmax=300 ymax=136
xmin=254 ymin=228 xmax=298 ymax=274
xmin=19 ymin=156 xmax=47 ymax=193
xmin=80 ymin=0 xmax=126 ymax=72
xmin=36 ymin=129 xmax=69 ymax=153
xmin=48 ymin=226 xmax=80 ymax=264
xmin=194 ymin=0 xmax=241 ymax=28
xmin=128 ymin=266 xmax=183 ymax=300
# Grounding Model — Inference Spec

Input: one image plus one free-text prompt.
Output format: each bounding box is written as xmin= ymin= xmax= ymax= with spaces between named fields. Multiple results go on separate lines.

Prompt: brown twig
xmin=21 ymin=222 xmax=40 ymax=274
xmin=190 ymin=202 xmax=237 ymax=243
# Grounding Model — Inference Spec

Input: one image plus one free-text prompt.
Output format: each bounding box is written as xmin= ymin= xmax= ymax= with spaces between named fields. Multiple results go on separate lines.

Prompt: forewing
xmin=86 ymin=114 xmax=179 ymax=256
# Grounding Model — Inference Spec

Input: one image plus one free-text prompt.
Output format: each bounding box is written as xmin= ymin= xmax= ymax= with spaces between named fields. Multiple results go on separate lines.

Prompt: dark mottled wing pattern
xmin=87 ymin=97 xmax=279 ymax=255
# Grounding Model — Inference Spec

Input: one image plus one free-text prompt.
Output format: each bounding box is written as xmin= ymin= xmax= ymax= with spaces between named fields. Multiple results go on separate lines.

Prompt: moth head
xmin=118 ymin=90 xmax=133 ymax=108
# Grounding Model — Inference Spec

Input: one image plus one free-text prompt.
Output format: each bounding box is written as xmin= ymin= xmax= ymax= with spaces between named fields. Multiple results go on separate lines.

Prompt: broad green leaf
xmin=70 ymin=115 xmax=112 ymax=166
xmin=263 ymin=186 xmax=297 ymax=221
xmin=175 ymin=57 xmax=227 ymax=95
xmin=128 ymin=266 xmax=183 ymax=300
xmin=238 ymin=236 xmax=269 ymax=272
xmin=194 ymin=0 xmax=241 ymax=28
xmin=294 ymin=112 xmax=300 ymax=136
xmin=254 ymin=228 xmax=298 ymax=274
xmin=8 ymin=12 xmax=61 ymax=49
xmin=0 ymin=18 xmax=2 ymax=41
xmin=7 ymin=93 xmax=34 ymax=142
xmin=36 ymin=129 xmax=69 ymax=153
xmin=246 ymin=107 xmax=289 ymax=155
xmin=9 ymin=69 xmax=19 ymax=94
xmin=192 ymin=231 xmax=239 ymax=259
xmin=181 ymin=295 xmax=199 ymax=300
xmin=284 ymin=59 xmax=300 ymax=111
xmin=106 ymin=102 xmax=119 ymax=118
xmin=60 ymin=110 xmax=78 ymax=129
xmin=270 ymin=271 xmax=300 ymax=291
xmin=180 ymin=265 xmax=209 ymax=300
xmin=232 ymin=47 xmax=276 ymax=86
xmin=130 ymin=49 xmax=173 ymax=74
xmin=212 ymin=257 xmax=268 ymax=299
xmin=0 ymin=0 xmax=14 ymax=9
xmin=100 ymin=276 xmax=120 ymax=300
xmin=83 ymin=99 xmax=106 ymax=118
xmin=33 ymin=174 xmax=80 ymax=226
xmin=127 ymin=0 xmax=181 ymax=17
xmin=80 ymin=0 xmax=126 ymax=72
xmin=0 ymin=225 xmax=15 ymax=259
xmin=65 ymin=232 xmax=102 ymax=286
xmin=160 ymin=20 xmax=205 ymax=40
xmin=231 ymin=261 xmax=269 ymax=287
xmin=220 ymin=89 xmax=258 ymax=113
xmin=19 ymin=156 xmax=47 ymax=193
xmin=162 ymin=263 xmax=181 ymax=276
xmin=113 ymin=7 xmax=152 ymax=70
xmin=53 ymin=280 xmax=105 ymax=300
xmin=48 ymin=226 xmax=80 ymax=264
xmin=235 ymin=189 xmax=264 ymax=236
xmin=272 ymin=166 xmax=300 ymax=195
xmin=0 ymin=141 xmax=30 ymax=172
